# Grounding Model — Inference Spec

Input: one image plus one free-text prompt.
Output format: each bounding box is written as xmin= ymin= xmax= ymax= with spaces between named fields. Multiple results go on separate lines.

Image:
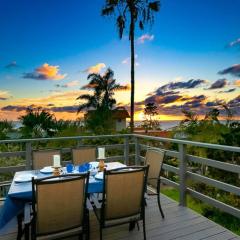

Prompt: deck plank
xmin=0 ymin=194 xmax=239 ymax=240
xmin=205 ymin=231 xmax=239 ymax=240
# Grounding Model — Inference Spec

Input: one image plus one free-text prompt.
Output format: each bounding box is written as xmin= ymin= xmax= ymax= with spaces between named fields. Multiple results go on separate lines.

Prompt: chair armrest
xmin=24 ymin=202 xmax=32 ymax=225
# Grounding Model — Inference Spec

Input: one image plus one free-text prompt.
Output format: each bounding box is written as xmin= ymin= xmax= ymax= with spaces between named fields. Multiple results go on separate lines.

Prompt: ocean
xmin=13 ymin=120 xmax=180 ymax=131
xmin=134 ymin=120 xmax=180 ymax=130
xmin=12 ymin=120 xmax=239 ymax=131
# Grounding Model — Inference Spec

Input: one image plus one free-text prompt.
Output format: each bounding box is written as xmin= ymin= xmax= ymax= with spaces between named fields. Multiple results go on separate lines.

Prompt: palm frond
xmin=117 ymin=15 xmax=125 ymax=39
xmin=87 ymin=73 xmax=101 ymax=80
xmin=102 ymin=6 xmax=115 ymax=16
xmin=76 ymin=94 xmax=93 ymax=100
xmin=149 ymin=1 xmax=161 ymax=12
xmin=77 ymin=103 xmax=89 ymax=113
xmin=139 ymin=20 xmax=144 ymax=30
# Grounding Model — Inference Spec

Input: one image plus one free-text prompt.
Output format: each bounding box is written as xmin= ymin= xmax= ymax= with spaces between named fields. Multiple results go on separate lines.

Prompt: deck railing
xmin=0 ymin=133 xmax=239 ymax=219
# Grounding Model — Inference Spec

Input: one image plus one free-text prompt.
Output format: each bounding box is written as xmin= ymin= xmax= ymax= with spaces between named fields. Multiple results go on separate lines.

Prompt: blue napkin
xmin=78 ymin=163 xmax=91 ymax=172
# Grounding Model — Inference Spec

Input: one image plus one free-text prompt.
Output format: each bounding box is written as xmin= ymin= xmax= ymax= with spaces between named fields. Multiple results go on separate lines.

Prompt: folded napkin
xmin=78 ymin=163 xmax=92 ymax=172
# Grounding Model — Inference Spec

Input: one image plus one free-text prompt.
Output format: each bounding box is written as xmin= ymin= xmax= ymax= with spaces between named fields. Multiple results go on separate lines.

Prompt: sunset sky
xmin=0 ymin=0 xmax=240 ymax=121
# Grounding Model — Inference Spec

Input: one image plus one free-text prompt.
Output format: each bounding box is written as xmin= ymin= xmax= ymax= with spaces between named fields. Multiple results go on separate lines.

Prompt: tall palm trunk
xmin=130 ymin=12 xmax=135 ymax=133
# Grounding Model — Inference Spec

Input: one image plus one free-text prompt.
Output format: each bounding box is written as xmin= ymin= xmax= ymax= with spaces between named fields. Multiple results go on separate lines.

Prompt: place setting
xmin=62 ymin=147 xmax=106 ymax=181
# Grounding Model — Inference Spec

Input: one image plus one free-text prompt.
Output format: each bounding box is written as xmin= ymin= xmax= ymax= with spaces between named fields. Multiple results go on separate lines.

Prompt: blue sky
xmin=0 ymin=0 xmax=239 ymax=120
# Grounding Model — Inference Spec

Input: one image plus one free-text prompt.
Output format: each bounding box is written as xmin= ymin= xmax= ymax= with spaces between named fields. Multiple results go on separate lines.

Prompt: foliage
xmin=77 ymin=68 xmax=125 ymax=134
xmin=142 ymin=102 xmax=161 ymax=132
xmin=0 ymin=120 xmax=14 ymax=139
xmin=85 ymin=108 xmax=115 ymax=134
xmin=55 ymin=119 xmax=85 ymax=135
xmin=102 ymin=0 xmax=160 ymax=39
xmin=102 ymin=0 xmax=161 ymax=131
xmin=77 ymin=68 xmax=125 ymax=112
xmin=175 ymin=107 xmax=231 ymax=144
xmin=19 ymin=108 xmax=58 ymax=138
xmin=206 ymin=122 xmax=240 ymax=186
xmin=170 ymin=106 xmax=240 ymax=235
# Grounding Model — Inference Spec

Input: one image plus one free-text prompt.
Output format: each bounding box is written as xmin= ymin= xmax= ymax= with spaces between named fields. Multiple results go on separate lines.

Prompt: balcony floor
xmin=0 ymin=194 xmax=239 ymax=240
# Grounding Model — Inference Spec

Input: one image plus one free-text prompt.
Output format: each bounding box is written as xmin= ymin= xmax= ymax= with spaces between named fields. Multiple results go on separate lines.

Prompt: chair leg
xmin=129 ymin=221 xmax=136 ymax=231
xmin=136 ymin=221 xmax=140 ymax=231
xmin=143 ymin=218 xmax=146 ymax=240
xmin=17 ymin=213 xmax=23 ymax=240
xmin=87 ymin=215 xmax=90 ymax=240
xmin=24 ymin=224 xmax=30 ymax=240
xmin=79 ymin=233 xmax=83 ymax=240
xmin=100 ymin=226 xmax=103 ymax=240
xmin=157 ymin=192 xmax=164 ymax=218
xmin=157 ymin=180 xmax=164 ymax=219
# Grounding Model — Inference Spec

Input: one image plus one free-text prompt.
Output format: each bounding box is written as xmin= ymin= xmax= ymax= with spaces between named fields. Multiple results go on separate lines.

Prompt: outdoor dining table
xmin=0 ymin=162 xmax=126 ymax=229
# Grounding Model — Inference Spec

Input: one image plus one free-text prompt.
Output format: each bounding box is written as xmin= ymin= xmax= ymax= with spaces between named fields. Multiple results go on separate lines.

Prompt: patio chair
xmin=32 ymin=149 xmax=61 ymax=170
xmin=72 ymin=147 xmax=96 ymax=165
xmin=23 ymin=173 xmax=90 ymax=240
xmin=91 ymin=166 xmax=149 ymax=240
xmin=145 ymin=148 xmax=165 ymax=218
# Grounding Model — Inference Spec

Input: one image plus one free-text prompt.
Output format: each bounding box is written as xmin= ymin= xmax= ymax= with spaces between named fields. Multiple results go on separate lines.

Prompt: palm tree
xmin=77 ymin=68 xmax=127 ymax=133
xmin=77 ymin=68 xmax=126 ymax=112
xmin=102 ymin=0 xmax=161 ymax=132
xmin=0 ymin=120 xmax=13 ymax=139
xmin=144 ymin=102 xmax=158 ymax=122
xmin=19 ymin=108 xmax=57 ymax=137
xmin=143 ymin=102 xmax=159 ymax=131
xmin=181 ymin=109 xmax=198 ymax=124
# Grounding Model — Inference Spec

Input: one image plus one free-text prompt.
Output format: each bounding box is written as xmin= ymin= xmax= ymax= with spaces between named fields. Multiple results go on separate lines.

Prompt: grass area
xmin=161 ymin=187 xmax=240 ymax=236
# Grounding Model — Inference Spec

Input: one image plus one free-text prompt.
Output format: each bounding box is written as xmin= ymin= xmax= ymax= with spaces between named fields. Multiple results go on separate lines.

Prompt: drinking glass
xmin=66 ymin=163 xmax=74 ymax=173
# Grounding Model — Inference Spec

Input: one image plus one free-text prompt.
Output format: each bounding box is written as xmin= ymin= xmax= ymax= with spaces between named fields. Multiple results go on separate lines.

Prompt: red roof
xmin=112 ymin=107 xmax=130 ymax=119
xmin=84 ymin=107 xmax=130 ymax=119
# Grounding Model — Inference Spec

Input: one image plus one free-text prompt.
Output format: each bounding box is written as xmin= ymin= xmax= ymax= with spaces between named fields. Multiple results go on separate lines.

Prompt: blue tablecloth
xmin=0 ymin=170 xmax=103 ymax=229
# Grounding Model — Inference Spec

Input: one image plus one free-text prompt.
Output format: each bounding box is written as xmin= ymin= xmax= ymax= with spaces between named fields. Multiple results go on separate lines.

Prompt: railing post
xmin=178 ymin=143 xmax=187 ymax=206
xmin=25 ymin=142 xmax=32 ymax=170
xmin=135 ymin=137 xmax=140 ymax=165
xmin=124 ymin=136 xmax=129 ymax=165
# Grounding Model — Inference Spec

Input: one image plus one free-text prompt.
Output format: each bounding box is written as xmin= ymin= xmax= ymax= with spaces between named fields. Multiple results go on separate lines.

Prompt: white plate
xmin=40 ymin=166 xmax=54 ymax=174
xmin=95 ymin=172 xmax=104 ymax=180
xmin=15 ymin=174 xmax=36 ymax=183
xmin=89 ymin=161 xmax=99 ymax=169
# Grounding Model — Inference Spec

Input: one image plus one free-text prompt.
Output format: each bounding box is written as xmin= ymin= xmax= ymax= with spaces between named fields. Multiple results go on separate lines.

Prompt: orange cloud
xmin=23 ymin=63 xmax=66 ymax=81
xmin=234 ymin=80 xmax=240 ymax=86
xmin=84 ymin=63 xmax=106 ymax=74
xmin=0 ymin=90 xmax=89 ymax=120
xmin=62 ymin=80 xmax=79 ymax=87
xmin=114 ymin=84 xmax=131 ymax=92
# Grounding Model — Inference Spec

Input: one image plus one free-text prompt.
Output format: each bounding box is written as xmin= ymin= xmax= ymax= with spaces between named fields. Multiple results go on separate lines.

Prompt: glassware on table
xmin=66 ymin=163 xmax=74 ymax=173
xmin=90 ymin=166 xmax=98 ymax=176
xmin=78 ymin=163 xmax=92 ymax=173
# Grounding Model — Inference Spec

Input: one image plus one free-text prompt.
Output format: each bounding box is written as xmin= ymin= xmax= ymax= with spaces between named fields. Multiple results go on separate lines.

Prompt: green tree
xmin=77 ymin=68 xmax=126 ymax=133
xmin=0 ymin=120 xmax=13 ymax=140
xmin=102 ymin=0 xmax=161 ymax=132
xmin=19 ymin=108 xmax=57 ymax=138
xmin=143 ymin=102 xmax=160 ymax=132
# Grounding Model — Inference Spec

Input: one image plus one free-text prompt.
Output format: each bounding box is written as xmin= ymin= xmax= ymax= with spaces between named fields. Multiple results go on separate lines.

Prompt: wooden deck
xmin=0 ymin=194 xmax=239 ymax=240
